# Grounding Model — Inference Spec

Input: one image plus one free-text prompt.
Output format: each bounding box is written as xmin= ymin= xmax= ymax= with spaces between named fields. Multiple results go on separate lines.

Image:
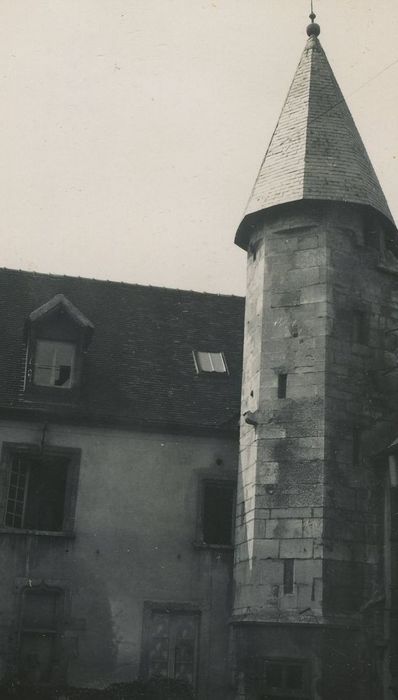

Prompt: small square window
xmin=33 ymin=340 xmax=76 ymax=389
xmin=202 ymin=480 xmax=235 ymax=546
xmin=194 ymin=351 xmax=227 ymax=374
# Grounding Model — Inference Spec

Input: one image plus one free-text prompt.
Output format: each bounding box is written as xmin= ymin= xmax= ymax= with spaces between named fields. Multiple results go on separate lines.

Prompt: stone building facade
xmin=232 ymin=17 xmax=398 ymax=700
xmin=0 ymin=13 xmax=397 ymax=700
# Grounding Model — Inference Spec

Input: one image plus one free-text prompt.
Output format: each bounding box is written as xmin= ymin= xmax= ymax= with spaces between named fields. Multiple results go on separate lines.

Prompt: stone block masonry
xmin=233 ymin=201 xmax=396 ymax=630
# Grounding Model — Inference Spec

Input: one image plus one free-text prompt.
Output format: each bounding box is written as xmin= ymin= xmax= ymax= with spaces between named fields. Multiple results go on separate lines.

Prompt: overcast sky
xmin=1 ymin=0 xmax=398 ymax=296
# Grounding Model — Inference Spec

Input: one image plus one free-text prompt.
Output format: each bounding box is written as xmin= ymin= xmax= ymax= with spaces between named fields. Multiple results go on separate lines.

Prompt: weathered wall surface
xmin=235 ymin=202 xmax=328 ymax=623
xmin=233 ymin=200 xmax=398 ymax=699
xmin=0 ymin=420 xmax=237 ymax=699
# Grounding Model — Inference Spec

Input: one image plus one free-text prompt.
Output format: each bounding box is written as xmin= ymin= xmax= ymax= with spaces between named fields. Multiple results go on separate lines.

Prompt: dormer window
xmin=33 ymin=340 xmax=76 ymax=389
xmin=194 ymin=351 xmax=227 ymax=374
xmin=24 ymin=294 xmax=93 ymax=401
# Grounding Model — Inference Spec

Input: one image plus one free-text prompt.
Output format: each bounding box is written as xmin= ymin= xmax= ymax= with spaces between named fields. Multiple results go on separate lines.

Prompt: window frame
xmin=140 ymin=601 xmax=201 ymax=691
xmin=193 ymin=350 xmax=228 ymax=375
xmin=32 ymin=339 xmax=77 ymax=390
xmin=24 ymin=332 xmax=83 ymax=403
xmin=0 ymin=443 xmax=81 ymax=536
xmin=17 ymin=582 xmax=66 ymax=686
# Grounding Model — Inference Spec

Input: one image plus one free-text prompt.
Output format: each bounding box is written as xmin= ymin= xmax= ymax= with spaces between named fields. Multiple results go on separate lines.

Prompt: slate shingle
xmin=0 ymin=268 xmax=244 ymax=432
xmin=236 ymin=34 xmax=395 ymax=249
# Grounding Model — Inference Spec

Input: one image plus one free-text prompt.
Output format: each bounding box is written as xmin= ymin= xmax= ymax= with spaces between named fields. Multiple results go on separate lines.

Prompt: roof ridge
xmin=0 ymin=267 xmax=244 ymax=301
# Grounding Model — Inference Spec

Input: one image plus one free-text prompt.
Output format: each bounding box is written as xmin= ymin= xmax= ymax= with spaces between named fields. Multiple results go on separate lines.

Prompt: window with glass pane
xmin=195 ymin=351 xmax=227 ymax=373
xmin=33 ymin=340 xmax=76 ymax=388
xmin=146 ymin=609 xmax=199 ymax=690
xmin=5 ymin=454 xmax=68 ymax=532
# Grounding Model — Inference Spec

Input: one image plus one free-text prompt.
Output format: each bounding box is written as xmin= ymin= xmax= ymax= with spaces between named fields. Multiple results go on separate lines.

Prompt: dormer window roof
xmin=27 ymin=294 xmax=94 ymax=348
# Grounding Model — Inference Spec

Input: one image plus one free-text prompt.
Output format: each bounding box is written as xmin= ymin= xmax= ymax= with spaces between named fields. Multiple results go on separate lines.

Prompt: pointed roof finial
xmin=307 ymin=0 xmax=320 ymax=37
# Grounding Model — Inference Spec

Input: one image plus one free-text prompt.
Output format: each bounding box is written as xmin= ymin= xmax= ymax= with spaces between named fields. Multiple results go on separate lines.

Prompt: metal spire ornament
xmin=307 ymin=0 xmax=320 ymax=36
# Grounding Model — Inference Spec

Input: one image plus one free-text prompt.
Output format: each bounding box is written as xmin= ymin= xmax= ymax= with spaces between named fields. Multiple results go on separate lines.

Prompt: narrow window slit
xmin=283 ymin=559 xmax=294 ymax=595
xmin=277 ymin=373 xmax=287 ymax=399
xmin=353 ymin=427 xmax=361 ymax=466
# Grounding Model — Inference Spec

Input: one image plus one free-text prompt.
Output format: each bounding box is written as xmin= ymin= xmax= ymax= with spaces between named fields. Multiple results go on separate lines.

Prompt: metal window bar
xmin=5 ymin=456 xmax=29 ymax=528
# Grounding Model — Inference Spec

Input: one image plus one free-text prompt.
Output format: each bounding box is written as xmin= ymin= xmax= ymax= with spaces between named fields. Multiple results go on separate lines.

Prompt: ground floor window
xmin=142 ymin=604 xmax=200 ymax=690
xmin=18 ymin=586 xmax=64 ymax=684
xmin=245 ymin=658 xmax=310 ymax=699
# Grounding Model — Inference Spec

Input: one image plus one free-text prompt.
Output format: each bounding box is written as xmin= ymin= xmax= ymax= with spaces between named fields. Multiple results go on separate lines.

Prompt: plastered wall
xmin=0 ymin=420 xmax=238 ymax=699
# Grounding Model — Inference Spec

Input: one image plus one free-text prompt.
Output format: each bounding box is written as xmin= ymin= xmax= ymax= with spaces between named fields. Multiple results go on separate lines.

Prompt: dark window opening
xmin=144 ymin=608 xmax=199 ymax=689
xmin=267 ymin=663 xmax=283 ymax=688
xmin=352 ymin=310 xmax=369 ymax=345
xmin=286 ymin=665 xmax=304 ymax=691
xmin=33 ymin=340 xmax=76 ymax=389
xmin=5 ymin=454 xmax=68 ymax=532
xmin=202 ymin=481 xmax=234 ymax=546
xmin=19 ymin=588 xmax=63 ymax=685
xmin=246 ymin=658 xmax=309 ymax=699
xmin=353 ymin=427 xmax=361 ymax=466
xmin=283 ymin=559 xmax=294 ymax=595
xmin=278 ymin=373 xmax=287 ymax=399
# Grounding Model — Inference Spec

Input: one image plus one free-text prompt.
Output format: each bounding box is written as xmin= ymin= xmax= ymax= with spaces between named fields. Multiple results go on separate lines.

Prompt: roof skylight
xmin=194 ymin=351 xmax=227 ymax=374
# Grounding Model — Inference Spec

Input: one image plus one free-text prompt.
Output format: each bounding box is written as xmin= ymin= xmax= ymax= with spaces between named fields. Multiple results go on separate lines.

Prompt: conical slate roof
xmin=235 ymin=29 xmax=395 ymax=248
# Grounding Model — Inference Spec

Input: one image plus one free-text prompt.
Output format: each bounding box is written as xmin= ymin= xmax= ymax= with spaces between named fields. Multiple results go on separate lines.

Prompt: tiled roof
xmin=0 ymin=268 xmax=244 ymax=432
xmin=236 ymin=34 xmax=395 ymax=248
